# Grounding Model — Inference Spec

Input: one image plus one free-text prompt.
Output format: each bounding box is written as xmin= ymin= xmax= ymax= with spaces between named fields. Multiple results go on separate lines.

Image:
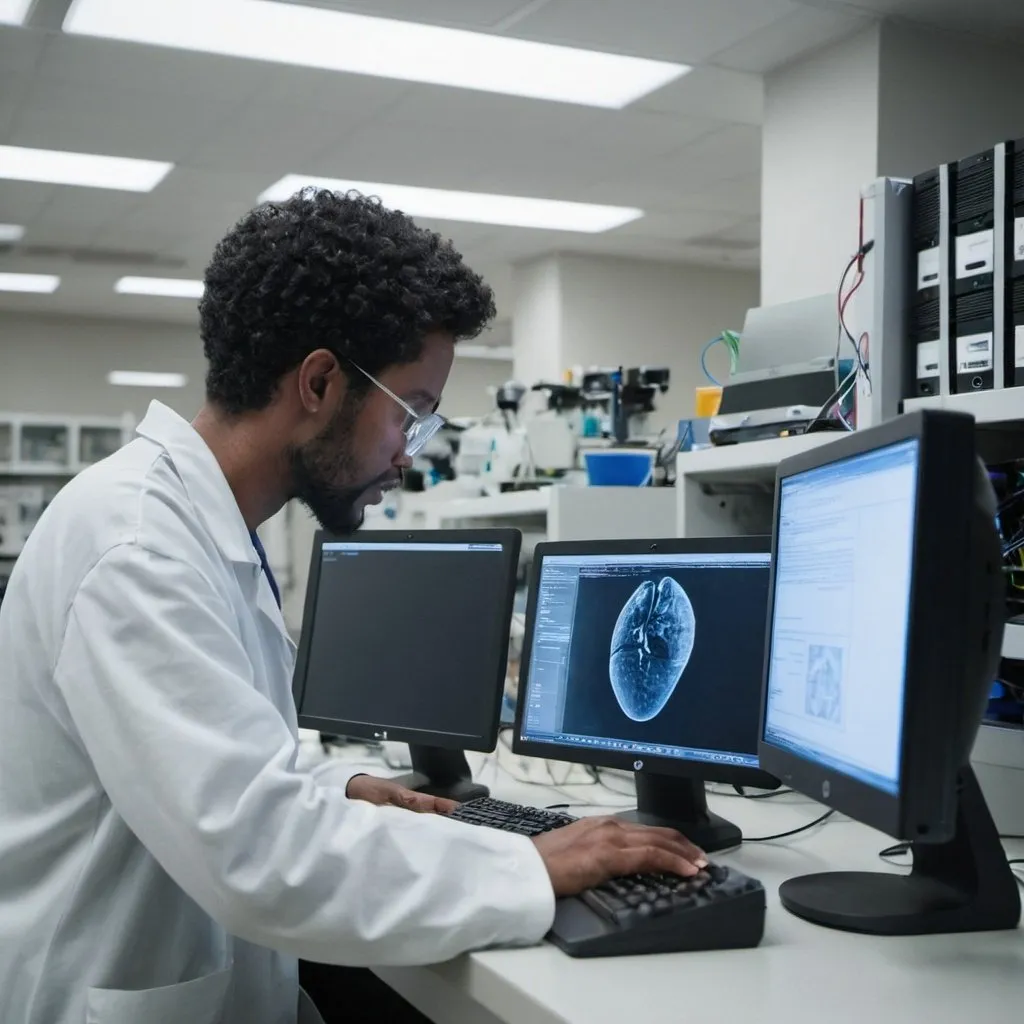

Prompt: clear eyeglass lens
xmin=405 ymin=414 xmax=443 ymax=456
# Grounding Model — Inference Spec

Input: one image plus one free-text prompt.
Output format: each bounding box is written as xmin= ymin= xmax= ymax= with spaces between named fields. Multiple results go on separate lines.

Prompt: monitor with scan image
xmin=513 ymin=538 xmax=780 ymax=853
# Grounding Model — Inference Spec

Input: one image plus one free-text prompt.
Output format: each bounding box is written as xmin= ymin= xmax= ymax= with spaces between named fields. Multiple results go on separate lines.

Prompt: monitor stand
xmin=389 ymin=744 xmax=489 ymax=804
xmin=780 ymin=766 xmax=1021 ymax=935
xmin=616 ymin=771 xmax=742 ymax=853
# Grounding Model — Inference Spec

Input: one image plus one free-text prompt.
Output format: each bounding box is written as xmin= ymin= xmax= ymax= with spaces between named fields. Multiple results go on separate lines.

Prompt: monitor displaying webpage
xmin=763 ymin=439 xmax=919 ymax=795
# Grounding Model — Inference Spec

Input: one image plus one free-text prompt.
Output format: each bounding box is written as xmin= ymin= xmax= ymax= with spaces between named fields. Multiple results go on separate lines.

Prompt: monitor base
xmin=390 ymin=745 xmax=489 ymax=804
xmin=780 ymin=767 xmax=1021 ymax=935
xmin=616 ymin=772 xmax=742 ymax=853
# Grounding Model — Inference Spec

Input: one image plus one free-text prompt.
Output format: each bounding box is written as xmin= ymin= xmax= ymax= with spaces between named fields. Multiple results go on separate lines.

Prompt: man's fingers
xmin=611 ymin=844 xmax=702 ymax=879
xmin=432 ymin=797 xmax=460 ymax=815
xmin=617 ymin=824 xmax=707 ymax=867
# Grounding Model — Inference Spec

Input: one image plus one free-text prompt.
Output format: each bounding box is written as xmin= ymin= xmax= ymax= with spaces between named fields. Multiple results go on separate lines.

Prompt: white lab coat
xmin=0 ymin=401 xmax=554 ymax=1024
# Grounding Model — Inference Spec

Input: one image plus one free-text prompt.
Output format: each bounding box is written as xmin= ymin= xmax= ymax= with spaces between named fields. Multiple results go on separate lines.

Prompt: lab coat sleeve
xmin=53 ymin=544 xmax=555 ymax=966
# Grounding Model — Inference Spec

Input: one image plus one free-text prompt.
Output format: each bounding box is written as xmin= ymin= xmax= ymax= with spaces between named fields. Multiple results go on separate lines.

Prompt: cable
xmin=804 ymin=367 xmax=858 ymax=435
xmin=879 ymin=841 xmax=911 ymax=862
xmin=700 ymin=335 xmax=724 ymax=387
xmin=729 ymin=784 xmax=795 ymax=800
xmin=744 ymin=809 xmax=835 ymax=843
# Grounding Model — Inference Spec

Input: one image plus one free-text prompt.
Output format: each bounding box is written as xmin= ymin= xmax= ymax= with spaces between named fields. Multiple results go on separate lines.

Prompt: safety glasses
xmin=347 ymin=360 xmax=444 ymax=457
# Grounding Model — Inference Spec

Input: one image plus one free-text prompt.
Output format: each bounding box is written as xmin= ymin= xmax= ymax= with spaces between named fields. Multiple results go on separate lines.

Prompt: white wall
xmin=556 ymin=253 xmax=760 ymax=424
xmin=877 ymin=23 xmax=1024 ymax=178
xmin=761 ymin=24 xmax=881 ymax=306
xmin=0 ymin=311 xmax=511 ymax=421
xmin=0 ymin=312 xmax=207 ymax=422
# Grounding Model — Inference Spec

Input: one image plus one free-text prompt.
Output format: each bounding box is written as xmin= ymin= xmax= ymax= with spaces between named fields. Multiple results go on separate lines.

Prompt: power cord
xmin=743 ymin=809 xmax=836 ymax=843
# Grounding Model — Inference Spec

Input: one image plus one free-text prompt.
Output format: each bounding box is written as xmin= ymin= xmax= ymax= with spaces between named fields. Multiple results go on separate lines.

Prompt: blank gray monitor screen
xmin=298 ymin=539 xmax=512 ymax=744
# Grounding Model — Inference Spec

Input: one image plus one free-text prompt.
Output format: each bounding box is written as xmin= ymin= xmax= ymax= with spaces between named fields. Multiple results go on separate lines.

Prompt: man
xmin=0 ymin=189 xmax=705 ymax=1024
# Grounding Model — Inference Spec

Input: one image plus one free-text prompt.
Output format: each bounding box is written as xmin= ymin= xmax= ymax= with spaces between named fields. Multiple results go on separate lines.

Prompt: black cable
xmin=731 ymin=784 xmax=794 ymax=800
xmin=744 ymin=809 xmax=835 ymax=843
xmin=803 ymin=370 xmax=858 ymax=435
xmin=879 ymin=842 xmax=911 ymax=862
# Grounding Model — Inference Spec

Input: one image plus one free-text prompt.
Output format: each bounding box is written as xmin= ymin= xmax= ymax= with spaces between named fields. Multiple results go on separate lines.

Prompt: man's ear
xmin=298 ymin=349 xmax=345 ymax=413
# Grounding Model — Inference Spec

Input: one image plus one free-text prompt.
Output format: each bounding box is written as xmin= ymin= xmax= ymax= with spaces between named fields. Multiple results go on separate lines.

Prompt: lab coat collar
xmin=135 ymin=401 xmax=259 ymax=569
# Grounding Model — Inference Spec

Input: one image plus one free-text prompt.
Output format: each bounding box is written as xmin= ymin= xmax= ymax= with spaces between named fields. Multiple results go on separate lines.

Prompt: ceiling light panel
xmin=108 ymin=371 xmax=188 ymax=388
xmin=0 ymin=146 xmax=172 ymax=192
xmin=260 ymin=175 xmax=642 ymax=233
xmin=115 ymin=276 xmax=204 ymax=298
xmin=0 ymin=272 xmax=59 ymax=293
xmin=63 ymin=0 xmax=688 ymax=109
xmin=0 ymin=0 xmax=32 ymax=25
xmin=0 ymin=224 xmax=25 ymax=243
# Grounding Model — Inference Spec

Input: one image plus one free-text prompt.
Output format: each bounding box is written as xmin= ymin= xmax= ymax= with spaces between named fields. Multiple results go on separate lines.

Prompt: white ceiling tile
xmin=637 ymin=66 xmax=763 ymax=125
xmin=9 ymin=79 xmax=238 ymax=162
xmin=675 ymin=174 xmax=761 ymax=216
xmin=622 ymin=207 xmax=750 ymax=242
xmin=31 ymin=188 xmax=141 ymax=232
xmin=33 ymin=33 xmax=274 ymax=105
xmin=279 ymin=0 xmax=532 ymax=30
xmin=0 ymin=25 xmax=47 ymax=80
xmin=0 ymin=181 xmax=57 ymax=224
xmin=256 ymin=64 xmax=411 ymax=114
xmin=711 ymin=5 xmax=871 ymax=72
xmin=509 ymin=0 xmax=797 ymax=64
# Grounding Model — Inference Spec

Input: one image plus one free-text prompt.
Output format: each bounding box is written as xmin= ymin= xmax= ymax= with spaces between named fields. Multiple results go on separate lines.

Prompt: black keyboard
xmin=448 ymin=798 xmax=766 ymax=957
xmin=448 ymin=797 xmax=576 ymax=835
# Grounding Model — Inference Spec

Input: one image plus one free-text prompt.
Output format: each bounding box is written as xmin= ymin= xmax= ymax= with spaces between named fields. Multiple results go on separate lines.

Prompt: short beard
xmin=286 ymin=402 xmax=393 ymax=536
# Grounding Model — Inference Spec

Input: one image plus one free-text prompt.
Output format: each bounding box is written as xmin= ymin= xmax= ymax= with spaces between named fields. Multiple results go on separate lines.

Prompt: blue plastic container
xmin=584 ymin=449 xmax=656 ymax=487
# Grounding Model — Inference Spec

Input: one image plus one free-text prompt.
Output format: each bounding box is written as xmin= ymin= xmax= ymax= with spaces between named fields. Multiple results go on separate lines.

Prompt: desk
xmin=304 ymin=738 xmax=1024 ymax=1024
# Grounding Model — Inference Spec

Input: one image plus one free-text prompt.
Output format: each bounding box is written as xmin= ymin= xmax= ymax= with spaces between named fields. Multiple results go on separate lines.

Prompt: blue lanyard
xmin=249 ymin=531 xmax=281 ymax=610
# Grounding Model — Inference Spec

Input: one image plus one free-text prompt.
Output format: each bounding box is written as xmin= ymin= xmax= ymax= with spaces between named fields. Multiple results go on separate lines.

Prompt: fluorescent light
xmin=0 ymin=0 xmax=32 ymax=25
xmin=0 ymin=272 xmax=59 ymax=293
xmin=0 ymin=224 xmax=25 ymax=243
xmin=115 ymin=276 xmax=204 ymax=299
xmin=64 ymin=0 xmax=688 ymax=109
xmin=458 ymin=345 xmax=513 ymax=361
xmin=259 ymin=176 xmax=642 ymax=233
xmin=108 ymin=371 xmax=188 ymax=389
xmin=0 ymin=145 xmax=172 ymax=192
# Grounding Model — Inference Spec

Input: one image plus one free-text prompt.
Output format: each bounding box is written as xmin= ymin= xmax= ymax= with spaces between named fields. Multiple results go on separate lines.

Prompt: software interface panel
xmin=764 ymin=440 xmax=919 ymax=795
xmin=520 ymin=552 xmax=771 ymax=768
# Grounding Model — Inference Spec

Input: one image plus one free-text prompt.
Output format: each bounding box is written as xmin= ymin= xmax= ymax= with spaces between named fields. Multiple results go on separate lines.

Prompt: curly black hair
xmin=199 ymin=188 xmax=496 ymax=414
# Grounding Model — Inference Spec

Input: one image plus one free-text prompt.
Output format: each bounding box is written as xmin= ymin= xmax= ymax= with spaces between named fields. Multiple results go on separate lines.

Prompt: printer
xmin=709 ymin=293 xmax=846 ymax=445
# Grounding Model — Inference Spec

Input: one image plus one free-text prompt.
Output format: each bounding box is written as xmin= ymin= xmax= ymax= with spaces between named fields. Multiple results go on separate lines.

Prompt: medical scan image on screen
xmin=763 ymin=439 xmax=919 ymax=795
xmin=520 ymin=552 xmax=771 ymax=768
xmin=610 ymin=576 xmax=696 ymax=721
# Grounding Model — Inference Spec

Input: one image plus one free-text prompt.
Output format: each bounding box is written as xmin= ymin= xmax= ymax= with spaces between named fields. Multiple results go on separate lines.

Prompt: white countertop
xmin=306 ymin=737 xmax=1024 ymax=1024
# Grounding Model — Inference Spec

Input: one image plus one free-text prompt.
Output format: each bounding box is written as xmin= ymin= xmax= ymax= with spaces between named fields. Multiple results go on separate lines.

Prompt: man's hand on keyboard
xmin=345 ymin=775 xmax=459 ymax=814
xmin=531 ymin=817 xmax=708 ymax=897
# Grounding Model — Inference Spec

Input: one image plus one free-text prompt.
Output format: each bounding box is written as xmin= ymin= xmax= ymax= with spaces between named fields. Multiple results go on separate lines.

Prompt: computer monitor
xmin=513 ymin=538 xmax=780 ymax=852
xmin=293 ymin=529 xmax=521 ymax=802
xmin=760 ymin=409 xmax=1020 ymax=935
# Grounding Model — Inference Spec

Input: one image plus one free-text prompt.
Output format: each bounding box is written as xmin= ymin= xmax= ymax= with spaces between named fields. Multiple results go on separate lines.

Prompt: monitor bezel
xmin=512 ymin=535 xmax=780 ymax=789
xmin=757 ymin=410 xmax=976 ymax=842
xmin=292 ymin=527 xmax=522 ymax=753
